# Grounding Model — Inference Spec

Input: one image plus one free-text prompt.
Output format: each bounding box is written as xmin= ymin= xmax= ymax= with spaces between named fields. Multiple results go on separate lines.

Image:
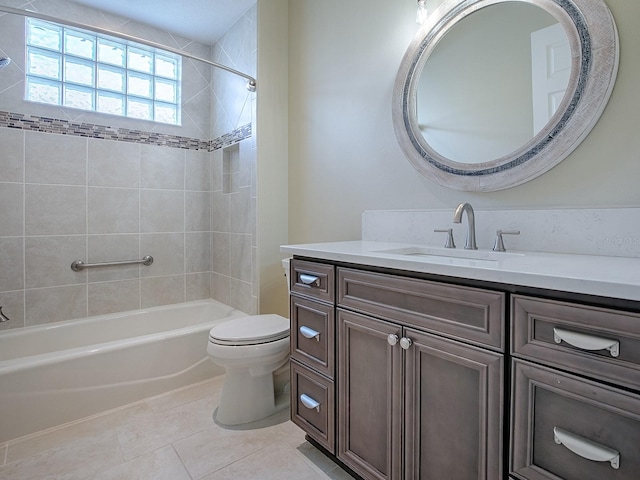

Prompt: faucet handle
xmin=434 ymin=228 xmax=456 ymax=249
xmin=493 ymin=229 xmax=520 ymax=252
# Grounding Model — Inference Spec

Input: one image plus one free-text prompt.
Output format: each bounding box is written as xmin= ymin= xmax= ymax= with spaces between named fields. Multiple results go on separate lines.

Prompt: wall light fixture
xmin=416 ymin=0 xmax=428 ymax=24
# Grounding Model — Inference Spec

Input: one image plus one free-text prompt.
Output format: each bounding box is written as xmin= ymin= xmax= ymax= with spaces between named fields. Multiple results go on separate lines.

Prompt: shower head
xmin=0 ymin=57 xmax=11 ymax=69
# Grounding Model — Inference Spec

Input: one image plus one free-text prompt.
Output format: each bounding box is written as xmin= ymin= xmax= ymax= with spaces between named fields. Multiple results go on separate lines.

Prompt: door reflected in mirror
xmin=416 ymin=3 xmax=570 ymax=164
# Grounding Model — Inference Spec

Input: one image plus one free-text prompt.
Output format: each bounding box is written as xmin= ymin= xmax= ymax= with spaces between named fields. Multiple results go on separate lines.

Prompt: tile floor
xmin=0 ymin=376 xmax=355 ymax=479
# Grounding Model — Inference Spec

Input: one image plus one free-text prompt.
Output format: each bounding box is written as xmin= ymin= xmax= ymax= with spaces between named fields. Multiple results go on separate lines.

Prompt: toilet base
xmin=215 ymin=361 xmax=290 ymax=426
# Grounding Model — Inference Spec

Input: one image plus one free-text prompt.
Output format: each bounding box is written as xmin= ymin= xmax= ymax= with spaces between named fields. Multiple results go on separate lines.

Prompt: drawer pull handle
xmin=299 ymin=274 xmax=320 ymax=287
xmin=300 ymin=326 xmax=321 ymax=341
xmin=300 ymin=394 xmax=321 ymax=412
xmin=553 ymin=328 xmax=619 ymax=357
xmin=553 ymin=427 xmax=620 ymax=469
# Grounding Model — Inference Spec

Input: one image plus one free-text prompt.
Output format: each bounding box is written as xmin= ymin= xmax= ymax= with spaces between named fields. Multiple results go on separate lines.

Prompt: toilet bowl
xmin=207 ymin=258 xmax=292 ymax=426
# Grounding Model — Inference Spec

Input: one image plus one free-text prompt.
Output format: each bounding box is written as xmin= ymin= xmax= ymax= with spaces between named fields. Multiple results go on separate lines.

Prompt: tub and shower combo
xmin=0 ymin=300 xmax=246 ymax=443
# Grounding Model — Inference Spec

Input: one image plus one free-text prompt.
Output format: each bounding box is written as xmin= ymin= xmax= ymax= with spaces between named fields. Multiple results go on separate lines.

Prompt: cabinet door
xmin=338 ymin=309 xmax=403 ymax=480
xmin=404 ymin=328 xmax=504 ymax=480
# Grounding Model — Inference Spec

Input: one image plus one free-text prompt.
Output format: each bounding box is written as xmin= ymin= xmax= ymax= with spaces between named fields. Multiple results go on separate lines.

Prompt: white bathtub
xmin=0 ymin=299 xmax=246 ymax=443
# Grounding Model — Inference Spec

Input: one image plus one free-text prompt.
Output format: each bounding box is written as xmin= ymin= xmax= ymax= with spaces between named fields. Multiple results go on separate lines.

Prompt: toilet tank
xmin=282 ymin=257 xmax=291 ymax=293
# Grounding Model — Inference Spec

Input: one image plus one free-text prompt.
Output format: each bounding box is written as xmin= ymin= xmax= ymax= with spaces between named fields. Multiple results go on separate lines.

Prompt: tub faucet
xmin=0 ymin=306 xmax=9 ymax=322
xmin=453 ymin=202 xmax=477 ymax=250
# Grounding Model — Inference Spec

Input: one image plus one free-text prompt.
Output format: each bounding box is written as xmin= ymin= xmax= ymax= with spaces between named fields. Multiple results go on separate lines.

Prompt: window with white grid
xmin=25 ymin=18 xmax=181 ymax=125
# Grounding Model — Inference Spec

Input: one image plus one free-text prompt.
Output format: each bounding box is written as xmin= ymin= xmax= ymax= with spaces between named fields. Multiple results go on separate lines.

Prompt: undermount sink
xmin=374 ymin=246 xmax=524 ymax=263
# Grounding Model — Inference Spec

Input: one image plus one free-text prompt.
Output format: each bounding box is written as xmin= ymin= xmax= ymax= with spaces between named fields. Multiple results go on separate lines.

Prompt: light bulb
xmin=416 ymin=0 xmax=428 ymax=25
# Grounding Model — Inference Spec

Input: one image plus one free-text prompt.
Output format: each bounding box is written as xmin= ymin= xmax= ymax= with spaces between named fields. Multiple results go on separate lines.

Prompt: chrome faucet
xmin=453 ymin=203 xmax=477 ymax=250
xmin=0 ymin=306 xmax=9 ymax=322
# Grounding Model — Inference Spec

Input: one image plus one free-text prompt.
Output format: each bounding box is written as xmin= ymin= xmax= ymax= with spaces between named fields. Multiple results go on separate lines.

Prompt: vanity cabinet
xmin=336 ymin=268 xmax=505 ymax=480
xmin=510 ymin=295 xmax=640 ymax=480
xmin=287 ymin=255 xmax=640 ymax=480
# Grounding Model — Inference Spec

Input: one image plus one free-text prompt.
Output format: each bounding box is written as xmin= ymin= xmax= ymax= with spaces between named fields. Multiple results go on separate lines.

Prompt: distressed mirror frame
xmin=392 ymin=0 xmax=619 ymax=192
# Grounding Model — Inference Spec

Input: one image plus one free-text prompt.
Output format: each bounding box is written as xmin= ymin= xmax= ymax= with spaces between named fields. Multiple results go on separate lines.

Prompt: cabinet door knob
xmin=554 ymin=427 xmax=620 ymax=469
xmin=300 ymin=326 xmax=321 ymax=341
xmin=400 ymin=337 xmax=413 ymax=350
xmin=300 ymin=394 xmax=321 ymax=412
xmin=387 ymin=334 xmax=399 ymax=346
xmin=553 ymin=328 xmax=619 ymax=357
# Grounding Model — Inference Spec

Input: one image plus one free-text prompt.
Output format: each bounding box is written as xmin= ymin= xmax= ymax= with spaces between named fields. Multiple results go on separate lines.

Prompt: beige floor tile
xmin=326 ymin=465 xmax=358 ymax=480
xmin=200 ymin=440 xmax=329 ymax=480
xmin=0 ymin=375 xmax=356 ymax=480
xmin=296 ymin=442 xmax=347 ymax=475
xmin=6 ymin=403 xmax=150 ymax=464
xmin=116 ymin=396 xmax=212 ymax=460
xmin=271 ymin=417 xmax=308 ymax=448
xmin=146 ymin=377 xmax=224 ymax=413
xmin=0 ymin=430 xmax=125 ymax=480
xmin=92 ymin=445 xmax=191 ymax=480
xmin=173 ymin=416 xmax=288 ymax=479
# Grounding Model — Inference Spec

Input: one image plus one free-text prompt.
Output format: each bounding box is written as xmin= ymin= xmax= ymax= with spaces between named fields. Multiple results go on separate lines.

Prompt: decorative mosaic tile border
xmin=211 ymin=123 xmax=253 ymax=150
xmin=0 ymin=110 xmax=251 ymax=152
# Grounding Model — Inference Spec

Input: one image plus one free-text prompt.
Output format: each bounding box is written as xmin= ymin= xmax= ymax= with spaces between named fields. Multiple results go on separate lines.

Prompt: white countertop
xmin=281 ymin=241 xmax=640 ymax=302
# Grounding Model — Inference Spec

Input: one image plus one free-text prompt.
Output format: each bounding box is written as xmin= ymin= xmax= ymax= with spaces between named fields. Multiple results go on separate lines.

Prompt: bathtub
xmin=0 ymin=299 xmax=246 ymax=443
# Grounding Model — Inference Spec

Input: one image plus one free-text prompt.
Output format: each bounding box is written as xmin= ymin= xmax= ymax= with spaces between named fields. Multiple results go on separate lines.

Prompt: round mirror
xmin=393 ymin=0 xmax=619 ymax=191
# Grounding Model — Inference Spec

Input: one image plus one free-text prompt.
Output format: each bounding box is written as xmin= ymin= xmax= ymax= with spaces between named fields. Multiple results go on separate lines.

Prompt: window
xmin=26 ymin=18 xmax=181 ymax=125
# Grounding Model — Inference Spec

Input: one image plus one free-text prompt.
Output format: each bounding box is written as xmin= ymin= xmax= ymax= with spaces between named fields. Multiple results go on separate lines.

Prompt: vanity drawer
xmin=511 ymin=295 xmax=640 ymax=390
xmin=290 ymin=259 xmax=335 ymax=304
xmin=337 ymin=268 xmax=505 ymax=350
xmin=290 ymin=359 xmax=335 ymax=453
xmin=290 ymin=295 xmax=335 ymax=377
xmin=511 ymin=359 xmax=640 ymax=480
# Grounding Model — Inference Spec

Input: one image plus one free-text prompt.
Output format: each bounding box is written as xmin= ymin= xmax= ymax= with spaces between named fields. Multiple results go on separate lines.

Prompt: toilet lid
xmin=209 ymin=315 xmax=290 ymax=346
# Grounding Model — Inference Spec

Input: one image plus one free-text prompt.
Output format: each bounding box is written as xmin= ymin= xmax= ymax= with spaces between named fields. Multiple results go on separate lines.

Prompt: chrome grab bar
xmin=71 ymin=255 xmax=154 ymax=272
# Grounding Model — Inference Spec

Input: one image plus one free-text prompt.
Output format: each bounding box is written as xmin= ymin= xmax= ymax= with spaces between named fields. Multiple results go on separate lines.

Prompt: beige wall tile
xmin=88 ymin=280 xmax=140 ymax=316
xmin=0 ymin=128 xmax=24 ymax=183
xmin=25 ymin=285 xmax=87 ymax=325
xmin=140 ymin=275 xmax=185 ymax=308
xmin=25 ymin=236 xmax=86 ymax=289
xmin=25 ymin=132 xmax=86 ymax=185
xmin=140 ymin=190 xmax=184 ymax=233
xmin=88 ymin=139 xmax=140 ymax=188
xmin=25 ymin=185 xmax=86 ymax=236
xmin=88 ymin=187 xmax=139 ymax=234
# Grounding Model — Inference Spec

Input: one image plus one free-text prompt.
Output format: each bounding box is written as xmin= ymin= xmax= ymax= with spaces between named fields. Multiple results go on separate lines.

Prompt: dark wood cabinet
xmin=287 ymin=256 xmax=640 ymax=480
xmin=336 ymin=269 xmax=505 ymax=480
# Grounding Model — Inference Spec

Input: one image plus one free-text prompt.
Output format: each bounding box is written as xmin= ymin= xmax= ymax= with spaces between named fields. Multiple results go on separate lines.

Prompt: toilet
xmin=206 ymin=259 xmax=292 ymax=425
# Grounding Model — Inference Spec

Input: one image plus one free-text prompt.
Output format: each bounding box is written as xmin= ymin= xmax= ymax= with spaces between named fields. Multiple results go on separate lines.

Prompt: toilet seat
xmin=209 ymin=314 xmax=290 ymax=346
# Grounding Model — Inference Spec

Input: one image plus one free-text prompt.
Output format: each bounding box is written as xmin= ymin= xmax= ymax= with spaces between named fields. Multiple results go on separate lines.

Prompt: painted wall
xmin=256 ymin=0 xmax=289 ymax=318
xmin=287 ymin=0 xmax=640 ymax=244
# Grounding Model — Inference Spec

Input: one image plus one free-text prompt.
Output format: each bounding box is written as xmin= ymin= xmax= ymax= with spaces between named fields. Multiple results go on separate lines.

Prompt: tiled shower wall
xmin=0 ymin=127 xmax=216 ymax=327
xmin=0 ymin=0 xmax=257 ymax=331
xmin=209 ymin=4 xmax=258 ymax=315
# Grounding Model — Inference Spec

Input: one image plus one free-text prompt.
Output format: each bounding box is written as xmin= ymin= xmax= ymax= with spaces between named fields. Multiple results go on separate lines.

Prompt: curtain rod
xmin=0 ymin=5 xmax=257 ymax=92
